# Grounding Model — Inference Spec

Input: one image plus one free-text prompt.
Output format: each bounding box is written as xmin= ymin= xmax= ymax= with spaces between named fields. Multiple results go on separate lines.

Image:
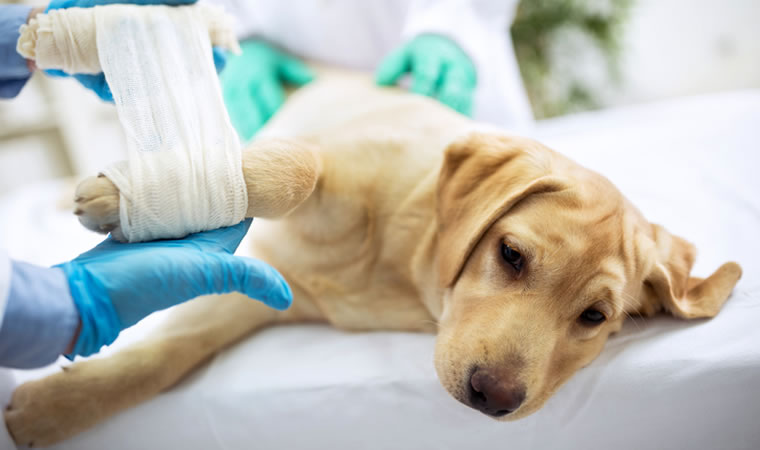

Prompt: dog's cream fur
xmin=4 ymin=71 xmax=742 ymax=447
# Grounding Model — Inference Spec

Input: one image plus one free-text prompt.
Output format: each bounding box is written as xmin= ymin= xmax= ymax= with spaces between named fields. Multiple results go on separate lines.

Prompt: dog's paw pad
xmin=74 ymin=175 xmax=125 ymax=241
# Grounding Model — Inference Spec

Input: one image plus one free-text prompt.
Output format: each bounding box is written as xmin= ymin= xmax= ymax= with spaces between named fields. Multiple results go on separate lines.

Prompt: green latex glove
xmin=222 ymin=40 xmax=315 ymax=141
xmin=376 ymin=34 xmax=477 ymax=116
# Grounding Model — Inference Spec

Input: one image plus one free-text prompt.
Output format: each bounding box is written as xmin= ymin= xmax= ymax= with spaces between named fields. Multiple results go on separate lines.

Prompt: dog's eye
xmin=579 ymin=308 xmax=606 ymax=325
xmin=501 ymin=243 xmax=523 ymax=272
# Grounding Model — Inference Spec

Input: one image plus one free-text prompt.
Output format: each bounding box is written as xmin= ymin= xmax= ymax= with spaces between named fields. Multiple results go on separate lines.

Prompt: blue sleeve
xmin=0 ymin=261 xmax=80 ymax=369
xmin=0 ymin=5 xmax=34 ymax=99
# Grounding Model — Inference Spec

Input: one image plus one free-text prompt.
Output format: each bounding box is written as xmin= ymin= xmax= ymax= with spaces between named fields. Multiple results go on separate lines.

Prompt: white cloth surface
xmin=0 ymin=370 xmax=15 ymax=450
xmin=0 ymin=91 xmax=758 ymax=449
xmin=0 ymin=253 xmax=11 ymax=450
xmin=206 ymin=0 xmax=532 ymax=128
xmin=0 ymin=251 xmax=9 ymax=327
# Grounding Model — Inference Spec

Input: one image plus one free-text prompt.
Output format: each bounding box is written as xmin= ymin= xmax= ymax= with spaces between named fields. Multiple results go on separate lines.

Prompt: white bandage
xmin=18 ymin=5 xmax=247 ymax=242
xmin=17 ymin=4 xmax=240 ymax=74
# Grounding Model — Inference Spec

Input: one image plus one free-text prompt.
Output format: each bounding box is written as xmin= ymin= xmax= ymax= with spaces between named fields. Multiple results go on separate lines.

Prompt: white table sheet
xmin=1 ymin=90 xmax=759 ymax=450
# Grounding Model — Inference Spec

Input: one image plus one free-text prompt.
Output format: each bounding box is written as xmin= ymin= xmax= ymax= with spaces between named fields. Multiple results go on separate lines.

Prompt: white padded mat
xmin=1 ymin=90 xmax=759 ymax=450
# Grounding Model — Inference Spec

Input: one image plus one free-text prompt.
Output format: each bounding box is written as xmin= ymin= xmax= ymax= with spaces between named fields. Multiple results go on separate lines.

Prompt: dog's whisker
xmin=613 ymin=289 xmax=644 ymax=332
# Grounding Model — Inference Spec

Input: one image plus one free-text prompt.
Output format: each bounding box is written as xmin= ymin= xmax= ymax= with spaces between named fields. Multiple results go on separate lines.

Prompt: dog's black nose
xmin=469 ymin=368 xmax=526 ymax=417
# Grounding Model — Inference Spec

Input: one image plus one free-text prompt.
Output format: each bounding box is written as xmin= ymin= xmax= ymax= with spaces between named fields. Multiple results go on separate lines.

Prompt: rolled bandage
xmin=17 ymin=4 xmax=240 ymax=74
xmin=18 ymin=5 xmax=247 ymax=242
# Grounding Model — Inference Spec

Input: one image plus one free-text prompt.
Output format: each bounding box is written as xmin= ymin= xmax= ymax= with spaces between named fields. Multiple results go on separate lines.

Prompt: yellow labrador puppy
xmin=5 ymin=71 xmax=741 ymax=447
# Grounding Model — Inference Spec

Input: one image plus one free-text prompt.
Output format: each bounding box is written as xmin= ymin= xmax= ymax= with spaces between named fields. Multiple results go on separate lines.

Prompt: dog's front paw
xmin=4 ymin=370 xmax=94 ymax=447
xmin=74 ymin=174 xmax=125 ymax=241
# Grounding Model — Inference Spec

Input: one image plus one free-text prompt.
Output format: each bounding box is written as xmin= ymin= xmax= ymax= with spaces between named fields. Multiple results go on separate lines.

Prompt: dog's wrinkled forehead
xmin=490 ymin=175 xmax=633 ymax=303
xmin=435 ymin=132 xmax=632 ymax=288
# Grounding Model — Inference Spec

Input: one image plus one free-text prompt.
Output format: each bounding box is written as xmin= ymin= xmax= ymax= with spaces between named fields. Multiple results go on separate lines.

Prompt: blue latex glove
xmin=376 ymin=34 xmax=477 ymax=116
xmin=47 ymin=0 xmax=195 ymax=7
xmin=44 ymin=0 xmax=226 ymax=101
xmin=56 ymin=219 xmax=292 ymax=357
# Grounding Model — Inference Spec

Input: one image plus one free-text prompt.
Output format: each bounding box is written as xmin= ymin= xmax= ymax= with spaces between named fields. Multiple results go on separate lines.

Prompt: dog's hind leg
xmin=74 ymin=138 xmax=321 ymax=241
xmin=4 ymin=283 xmax=322 ymax=447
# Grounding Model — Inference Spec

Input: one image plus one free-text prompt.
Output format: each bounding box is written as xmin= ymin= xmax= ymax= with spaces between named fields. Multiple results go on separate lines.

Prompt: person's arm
xmin=378 ymin=0 xmax=533 ymax=127
xmin=4 ymin=1 xmax=221 ymax=102
xmin=0 ymin=5 xmax=40 ymax=99
xmin=221 ymin=39 xmax=313 ymax=142
xmin=400 ymin=0 xmax=517 ymax=69
xmin=0 ymin=262 xmax=80 ymax=369
xmin=0 ymin=220 xmax=291 ymax=369
xmin=0 ymin=5 xmax=32 ymax=98
xmin=41 ymin=0 xmax=222 ymax=102
xmin=376 ymin=0 xmax=507 ymax=117
xmin=0 ymin=252 xmax=10 ymax=327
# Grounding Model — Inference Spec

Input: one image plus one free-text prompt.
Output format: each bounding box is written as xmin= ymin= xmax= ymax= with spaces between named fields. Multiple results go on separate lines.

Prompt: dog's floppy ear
xmin=639 ymin=224 xmax=742 ymax=319
xmin=436 ymin=133 xmax=566 ymax=287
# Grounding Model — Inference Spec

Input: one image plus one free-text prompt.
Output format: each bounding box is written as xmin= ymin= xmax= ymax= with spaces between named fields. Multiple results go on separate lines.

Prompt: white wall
xmin=610 ymin=0 xmax=760 ymax=106
xmin=0 ymin=74 xmax=126 ymax=195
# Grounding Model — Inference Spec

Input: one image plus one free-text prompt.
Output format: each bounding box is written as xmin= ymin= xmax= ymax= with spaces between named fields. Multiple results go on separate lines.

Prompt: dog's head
xmin=433 ymin=133 xmax=742 ymax=419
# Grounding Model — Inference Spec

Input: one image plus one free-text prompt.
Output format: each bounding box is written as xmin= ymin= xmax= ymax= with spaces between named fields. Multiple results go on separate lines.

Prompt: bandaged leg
xmin=17 ymin=4 xmax=240 ymax=74
xmin=18 ymin=5 xmax=251 ymax=242
xmin=19 ymin=5 xmax=245 ymax=241
xmin=73 ymin=139 xmax=320 ymax=242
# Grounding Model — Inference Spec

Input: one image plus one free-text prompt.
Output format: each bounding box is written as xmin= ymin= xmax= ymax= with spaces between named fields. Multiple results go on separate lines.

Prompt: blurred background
xmin=0 ymin=0 xmax=758 ymax=195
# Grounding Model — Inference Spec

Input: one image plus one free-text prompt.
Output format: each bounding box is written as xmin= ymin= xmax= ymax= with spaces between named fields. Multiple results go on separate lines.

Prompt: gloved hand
xmin=56 ymin=219 xmax=292 ymax=357
xmin=222 ymin=39 xmax=315 ymax=142
xmin=44 ymin=0 xmax=226 ymax=101
xmin=376 ymin=34 xmax=477 ymax=116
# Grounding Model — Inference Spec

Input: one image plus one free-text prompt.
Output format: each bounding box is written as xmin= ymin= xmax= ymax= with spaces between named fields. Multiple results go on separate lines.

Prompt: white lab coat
xmin=209 ymin=0 xmax=534 ymax=129
xmin=0 ymin=251 xmax=9 ymax=329
xmin=0 ymin=252 xmax=15 ymax=449
xmin=0 ymin=373 xmax=14 ymax=450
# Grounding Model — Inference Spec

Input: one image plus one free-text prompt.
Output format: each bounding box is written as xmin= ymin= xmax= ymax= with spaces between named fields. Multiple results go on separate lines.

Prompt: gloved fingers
xmin=438 ymin=65 xmax=476 ymax=116
xmin=212 ymin=47 xmax=227 ymax=73
xmin=46 ymin=0 xmax=94 ymax=10
xmin=140 ymin=0 xmax=197 ymax=4
xmin=410 ymin=53 xmax=444 ymax=98
xmin=224 ymin=80 xmax=265 ymax=142
xmin=213 ymin=256 xmax=293 ymax=310
xmin=254 ymin=75 xmax=286 ymax=122
xmin=182 ymin=218 xmax=253 ymax=254
xmin=61 ymin=235 xmax=123 ymax=264
xmin=47 ymin=0 xmax=196 ymax=11
xmin=73 ymin=73 xmax=114 ymax=102
xmin=238 ymin=99 xmax=265 ymax=142
xmin=375 ymin=47 xmax=410 ymax=86
xmin=277 ymin=54 xmax=315 ymax=86
xmin=44 ymin=69 xmax=69 ymax=78
xmin=44 ymin=68 xmax=114 ymax=103
xmin=90 ymin=0 xmax=197 ymax=5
